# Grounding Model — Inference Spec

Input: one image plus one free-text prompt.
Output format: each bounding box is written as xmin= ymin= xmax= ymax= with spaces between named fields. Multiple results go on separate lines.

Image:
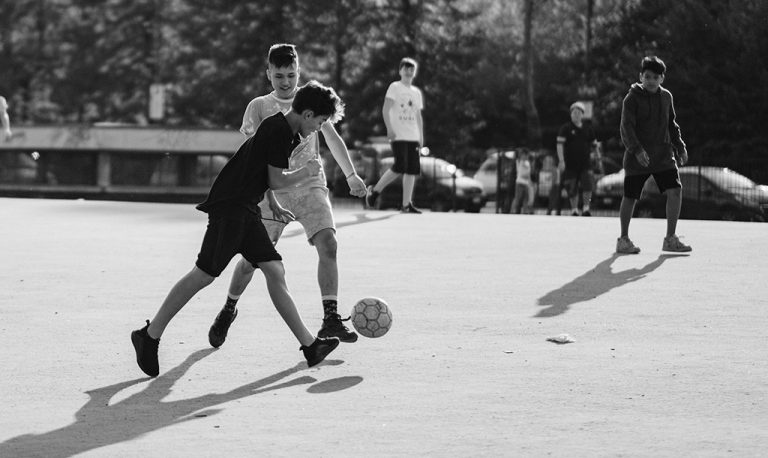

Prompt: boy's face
xmin=266 ymin=62 xmax=299 ymax=99
xmin=298 ymin=111 xmax=329 ymax=137
xmin=570 ymin=108 xmax=584 ymax=124
xmin=399 ymin=65 xmax=417 ymax=83
xmin=639 ymin=70 xmax=664 ymax=93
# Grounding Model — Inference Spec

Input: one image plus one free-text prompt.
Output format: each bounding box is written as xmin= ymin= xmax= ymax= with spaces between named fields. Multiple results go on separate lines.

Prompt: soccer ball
xmin=350 ymin=297 xmax=392 ymax=338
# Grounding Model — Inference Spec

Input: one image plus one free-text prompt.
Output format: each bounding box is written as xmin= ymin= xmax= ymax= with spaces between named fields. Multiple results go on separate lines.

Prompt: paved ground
xmin=1 ymin=197 xmax=766 ymax=457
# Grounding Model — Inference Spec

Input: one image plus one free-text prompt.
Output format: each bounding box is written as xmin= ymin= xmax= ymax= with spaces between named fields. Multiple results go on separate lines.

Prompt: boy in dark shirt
xmin=131 ymin=81 xmax=344 ymax=377
xmin=617 ymin=56 xmax=691 ymax=254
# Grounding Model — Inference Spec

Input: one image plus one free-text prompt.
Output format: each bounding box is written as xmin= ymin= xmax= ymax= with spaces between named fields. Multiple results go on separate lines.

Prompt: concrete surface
xmin=0 ymin=197 xmax=766 ymax=457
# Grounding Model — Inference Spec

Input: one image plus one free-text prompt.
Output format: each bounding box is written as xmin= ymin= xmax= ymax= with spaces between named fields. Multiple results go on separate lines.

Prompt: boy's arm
xmin=382 ymin=98 xmax=395 ymax=140
xmin=416 ymin=109 xmax=424 ymax=146
xmin=668 ymin=96 xmax=688 ymax=165
xmin=240 ymin=98 xmax=263 ymax=138
xmin=265 ymin=190 xmax=295 ymax=223
xmin=320 ymin=122 xmax=366 ymax=197
xmin=267 ymin=160 xmax=321 ymax=189
xmin=620 ymin=95 xmax=650 ymax=167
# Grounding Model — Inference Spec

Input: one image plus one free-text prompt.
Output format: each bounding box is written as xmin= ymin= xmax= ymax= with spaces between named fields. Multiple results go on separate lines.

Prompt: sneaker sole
xmin=318 ymin=331 xmax=358 ymax=343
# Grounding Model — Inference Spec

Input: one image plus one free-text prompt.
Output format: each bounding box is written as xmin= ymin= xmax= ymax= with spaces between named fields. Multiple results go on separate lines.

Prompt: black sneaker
xmin=582 ymin=210 xmax=591 ymax=217
xmin=401 ymin=203 xmax=422 ymax=214
xmin=300 ymin=337 xmax=340 ymax=367
xmin=131 ymin=320 xmax=159 ymax=377
xmin=318 ymin=313 xmax=358 ymax=343
xmin=365 ymin=185 xmax=379 ymax=208
xmin=208 ymin=307 xmax=238 ymax=348
xmin=571 ymin=210 xmax=580 ymax=216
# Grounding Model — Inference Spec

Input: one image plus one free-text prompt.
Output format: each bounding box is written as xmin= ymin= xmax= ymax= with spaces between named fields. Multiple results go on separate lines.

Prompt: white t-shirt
xmin=516 ymin=158 xmax=532 ymax=185
xmin=384 ymin=81 xmax=423 ymax=142
xmin=240 ymin=92 xmax=325 ymax=191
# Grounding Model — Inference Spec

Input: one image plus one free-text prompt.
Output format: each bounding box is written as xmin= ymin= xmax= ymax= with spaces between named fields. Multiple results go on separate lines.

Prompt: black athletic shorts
xmin=562 ymin=169 xmax=593 ymax=196
xmin=391 ymin=141 xmax=421 ymax=175
xmin=195 ymin=208 xmax=281 ymax=277
xmin=623 ymin=168 xmax=682 ymax=200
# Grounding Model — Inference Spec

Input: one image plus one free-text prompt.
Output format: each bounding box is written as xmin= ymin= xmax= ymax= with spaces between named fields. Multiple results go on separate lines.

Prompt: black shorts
xmin=391 ymin=141 xmax=421 ymax=175
xmin=562 ymin=169 xmax=593 ymax=196
xmin=195 ymin=209 xmax=282 ymax=277
xmin=623 ymin=168 xmax=682 ymax=200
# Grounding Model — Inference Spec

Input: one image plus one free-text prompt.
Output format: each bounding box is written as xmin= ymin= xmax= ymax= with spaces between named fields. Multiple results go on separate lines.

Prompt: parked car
xmin=593 ymin=166 xmax=768 ymax=222
xmin=375 ymin=156 xmax=487 ymax=212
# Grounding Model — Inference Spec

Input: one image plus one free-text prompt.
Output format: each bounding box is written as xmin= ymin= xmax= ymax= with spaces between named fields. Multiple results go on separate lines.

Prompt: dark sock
xmin=322 ymin=300 xmax=338 ymax=319
xmin=224 ymin=296 xmax=238 ymax=312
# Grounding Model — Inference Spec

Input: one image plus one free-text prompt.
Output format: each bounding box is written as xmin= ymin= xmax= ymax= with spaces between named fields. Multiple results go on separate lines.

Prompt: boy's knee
xmin=259 ymin=260 xmax=285 ymax=279
xmin=312 ymin=230 xmax=337 ymax=258
xmin=191 ymin=267 xmax=216 ymax=286
xmin=666 ymin=187 xmax=682 ymax=197
xmin=237 ymin=257 xmax=257 ymax=275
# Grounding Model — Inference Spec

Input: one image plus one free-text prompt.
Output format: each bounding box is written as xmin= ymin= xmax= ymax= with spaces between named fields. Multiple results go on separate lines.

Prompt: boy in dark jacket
xmin=617 ymin=56 xmax=691 ymax=254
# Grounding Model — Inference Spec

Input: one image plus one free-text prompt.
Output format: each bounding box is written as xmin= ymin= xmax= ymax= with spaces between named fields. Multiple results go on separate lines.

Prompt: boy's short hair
xmin=268 ymin=43 xmax=298 ymax=68
xmin=641 ymin=56 xmax=666 ymax=75
xmin=399 ymin=57 xmax=418 ymax=70
xmin=570 ymin=101 xmax=586 ymax=113
xmin=292 ymin=80 xmax=345 ymax=124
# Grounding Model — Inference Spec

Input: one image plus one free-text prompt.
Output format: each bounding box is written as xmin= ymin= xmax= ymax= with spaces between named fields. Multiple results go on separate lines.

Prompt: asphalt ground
xmin=1 ymin=197 xmax=766 ymax=457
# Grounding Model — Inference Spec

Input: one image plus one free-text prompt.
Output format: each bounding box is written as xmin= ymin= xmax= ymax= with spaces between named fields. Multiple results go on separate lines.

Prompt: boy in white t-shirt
xmin=366 ymin=58 xmax=425 ymax=213
xmin=512 ymin=149 xmax=535 ymax=214
xmin=207 ymin=44 xmax=367 ymax=348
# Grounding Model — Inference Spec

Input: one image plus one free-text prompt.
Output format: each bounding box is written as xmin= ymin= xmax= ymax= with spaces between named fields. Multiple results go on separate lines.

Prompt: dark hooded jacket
xmin=620 ymin=82 xmax=686 ymax=175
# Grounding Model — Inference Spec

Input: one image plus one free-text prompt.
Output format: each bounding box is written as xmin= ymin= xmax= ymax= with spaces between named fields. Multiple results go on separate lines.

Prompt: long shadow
xmin=281 ymin=212 xmax=397 ymax=238
xmin=535 ymin=253 xmax=688 ymax=318
xmin=0 ymin=350 xmax=350 ymax=458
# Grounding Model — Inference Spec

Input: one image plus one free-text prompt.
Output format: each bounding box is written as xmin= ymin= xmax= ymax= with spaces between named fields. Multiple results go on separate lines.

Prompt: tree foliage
xmin=1 ymin=0 xmax=765 ymax=178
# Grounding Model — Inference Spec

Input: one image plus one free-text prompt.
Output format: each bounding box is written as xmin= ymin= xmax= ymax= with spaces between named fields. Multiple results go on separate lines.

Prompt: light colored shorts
xmin=258 ymin=186 xmax=335 ymax=245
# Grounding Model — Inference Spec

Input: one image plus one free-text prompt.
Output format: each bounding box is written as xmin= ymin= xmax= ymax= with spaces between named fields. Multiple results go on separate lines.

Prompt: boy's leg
xmin=619 ymin=196 xmax=636 ymax=238
xmin=148 ymin=266 xmax=214 ymax=339
xmin=402 ymin=173 xmax=416 ymax=207
xmin=372 ymin=168 xmax=400 ymax=193
xmin=209 ymin=199 xmax=287 ymax=347
xmin=133 ymin=266 xmax=214 ymax=376
xmin=664 ymin=187 xmax=682 ymax=237
xmin=258 ymin=260 xmax=340 ymax=366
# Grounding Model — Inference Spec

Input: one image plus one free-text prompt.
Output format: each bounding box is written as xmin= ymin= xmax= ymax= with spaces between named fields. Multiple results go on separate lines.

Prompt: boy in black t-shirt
xmin=131 ymin=81 xmax=345 ymax=377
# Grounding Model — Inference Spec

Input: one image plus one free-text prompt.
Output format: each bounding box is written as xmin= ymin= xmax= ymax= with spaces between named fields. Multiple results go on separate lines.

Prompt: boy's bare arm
xmin=268 ymin=160 xmax=321 ymax=189
xmin=320 ymin=122 xmax=366 ymax=197
xmin=382 ymin=98 xmax=395 ymax=140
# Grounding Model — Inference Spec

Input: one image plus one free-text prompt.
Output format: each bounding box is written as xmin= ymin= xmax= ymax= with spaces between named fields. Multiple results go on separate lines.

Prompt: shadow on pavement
xmin=0 ymin=349 xmax=353 ymax=458
xmin=282 ymin=212 xmax=398 ymax=238
xmin=535 ymin=253 xmax=689 ymax=318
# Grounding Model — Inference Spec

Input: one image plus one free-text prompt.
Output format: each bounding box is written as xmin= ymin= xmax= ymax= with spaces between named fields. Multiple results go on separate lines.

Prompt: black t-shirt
xmin=557 ymin=121 xmax=596 ymax=172
xmin=196 ymin=112 xmax=297 ymax=214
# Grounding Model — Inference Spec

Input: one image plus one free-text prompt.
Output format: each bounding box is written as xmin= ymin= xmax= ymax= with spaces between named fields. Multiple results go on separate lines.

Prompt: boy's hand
xmin=346 ymin=174 xmax=367 ymax=197
xmin=677 ymin=149 xmax=688 ymax=166
xmin=305 ymin=158 xmax=321 ymax=176
xmin=635 ymin=149 xmax=650 ymax=167
xmin=269 ymin=199 xmax=295 ymax=223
